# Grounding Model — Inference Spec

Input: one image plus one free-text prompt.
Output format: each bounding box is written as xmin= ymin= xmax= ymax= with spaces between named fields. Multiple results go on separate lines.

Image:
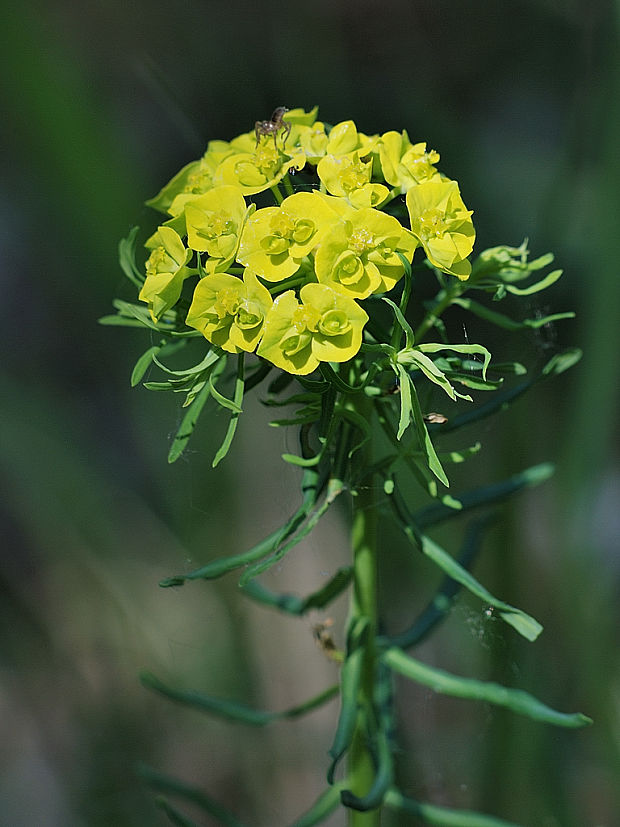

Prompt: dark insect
xmin=255 ymin=106 xmax=291 ymax=149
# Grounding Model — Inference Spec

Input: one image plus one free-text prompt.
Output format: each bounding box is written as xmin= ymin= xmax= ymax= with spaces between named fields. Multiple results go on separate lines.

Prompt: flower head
xmin=257 ymin=283 xmax=368 ymax=375
xmin=406 ymin=179 xmax=475 ymax=279
xmin=315 ymin=205 xmax=415 ymax=299
xmin=379 ymin=131 xmax=440 ymax=194
xmin=238 ymin=192 xmax=335 ymax=282
xmin=186 ymin=269 xmax=273 ymax=353
xmin=139 ymin=226 xmax=192 ymax=320
xmin=184 ymin=185 xmax=249 ymax=272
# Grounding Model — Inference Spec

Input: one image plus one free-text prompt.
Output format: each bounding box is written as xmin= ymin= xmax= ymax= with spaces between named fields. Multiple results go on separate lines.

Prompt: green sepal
xmin=384 ymin=788 xmax=522 ymax=827
xmin=241 ymin=567 xmax=353 ymax=615
xmin=383 ymin=648 xmax=592 ymax=727
xmin=140 ymin=671 xmax=338 ymax=726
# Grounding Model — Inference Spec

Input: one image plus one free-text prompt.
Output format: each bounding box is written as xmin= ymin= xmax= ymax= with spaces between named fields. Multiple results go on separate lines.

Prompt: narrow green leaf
xmin=209 ymin=373 xmax=243 ymax=414
xmin=242 ymin=567 xmax=353 ymax=615
xmin=383 ymin=648 xmax=592 ymax=727
xmin=395 ymin=364 xmax=413 ymax=440
xmin=327 ymin=617 xmax=369 ymax=783
xmin=384 ymin=788 xmax=522 ymax=827
xmin=418 ymin=532 xmax=542 ymax=641
xmin=542 ymin=347 xmax=583 ymax=376
xmin=383 ymin=296 xmax=415 ymax=349
xmin=141 ymin=672 xmax=338 ymax=725
xmin=153 ymin=348 xmax=220 ymax=378
xmin=167 ymin=381 xmax=212 ymax=464
xmin=238 ymin=477 xmax=345 ymax=585
xmin=505 ymin=268 xmax=563 ymax=295
xmin=131 ymin=345 xmax=161 ymax=387
xmin=383 ymin=517 xmax=493 ymax=649
xmin=414 ymin=463 xmax=554 ymax=529
xmin=289 ymin=785 xmax=344 ymax=827
xmin=159 ymin=469 xmax=320 ymax=585
xmin=452 ymin=297 xmax=574 ymax=331
xmin=407 ymin=373 xmax=449 ymax=487
xmin=118 ymin=226 xmax=144 ymax=288
xmin=155 ymin=798 xmax=202 ymax=827
xmin=416 ymin=343 xmax=492 ymax=380
xmin=139 ymin=764 xmax=247 ymax=827
xmin=399 ymin=349 xmax=471 ymax=402
xmin=212 ymin=353 xmax=245 ymax=467
xmin=340 ymin=717 xmax=394 ymax=811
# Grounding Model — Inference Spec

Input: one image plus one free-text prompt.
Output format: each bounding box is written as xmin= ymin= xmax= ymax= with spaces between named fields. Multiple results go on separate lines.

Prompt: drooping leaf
xmin=118 ymin=226 xmax=145 ymax=288
xmin=141 ymin=672 xmax=338 ymax=726
xmin=384 ymin=789 xmax=522 ymax=827
xmin=383 ymin=648 xmax=592 ymax=727
xmin=241 ymin=567 xmax=353 ymax=615
xmin=139 ymin=764 xmax=247 ymax=827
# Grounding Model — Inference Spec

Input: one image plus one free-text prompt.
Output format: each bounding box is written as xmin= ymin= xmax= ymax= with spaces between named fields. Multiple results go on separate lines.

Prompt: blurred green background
xmin=1 ymin=1 xmax=619 ymax=824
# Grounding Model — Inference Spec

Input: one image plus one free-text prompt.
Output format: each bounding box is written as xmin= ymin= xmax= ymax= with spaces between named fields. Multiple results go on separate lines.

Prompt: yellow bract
xmin=139 ymin=226 xmax=192 ymax=321
xmin=379 ymin=131 xmax=440 ymax=194
xmin=257 ymin=283 xmax=368 ymax=375
xmin=315 ymin=206 xmax=416 ymax=299
xmin=186 ymin=269 xmax=273 ymax=353
xmin=406 ymin=179 xmax=475 ymax=280
xmin=238 ymin=192 xmax=336 ymax=282
xmin=184 ymin=186 xmax=249 ymax=273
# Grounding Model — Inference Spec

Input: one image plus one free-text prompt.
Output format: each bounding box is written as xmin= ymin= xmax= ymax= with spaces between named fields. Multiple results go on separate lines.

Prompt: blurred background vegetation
xmin=1 ymin=0 xmax=618 ymax=824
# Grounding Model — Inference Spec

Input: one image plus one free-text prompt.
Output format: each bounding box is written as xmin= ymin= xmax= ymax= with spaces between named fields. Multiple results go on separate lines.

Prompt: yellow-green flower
xmin=406 ymin=179 xmax=475 ymax=279
xmin=257 ymin=283 xmax=368 ymax=375
xmin=186 ymin=269 xmax=272 ymax=353
xmin=184 ymin=185 xmax=249 ymax=272
xmin=379 ymin=131 xmax=440 ymax=194
xmin=146 ymin=141 xmax=233 ymax=217
xmin=139 ymin=226 xmax=192 ymax=320
xmin=237 ymin=192 xmax=336 ymax=282
xmin=315 ymin=206 xmax=416 ymax=299
xmin=317 ymin=151 xmax=389 ymax=208
xmin=214 ymin=134 xmax=305 ymax=196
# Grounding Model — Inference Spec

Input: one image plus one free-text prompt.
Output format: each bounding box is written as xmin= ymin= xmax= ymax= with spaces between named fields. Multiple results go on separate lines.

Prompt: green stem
xmin=413 ymin=283 xmax=461 ymax=341
xmin=347 ymin=399 xmax=381 ymax=826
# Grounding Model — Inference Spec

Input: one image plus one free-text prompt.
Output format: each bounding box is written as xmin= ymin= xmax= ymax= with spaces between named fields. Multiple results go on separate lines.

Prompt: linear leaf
xmin=241 ymin=567 xmax=353 ymax=615
xmin=167 ymin=381 xmax=212 ymax=463
xmin=212 ymin=353 xmax=245 ymax=467
xmin=384 ymin=789 xmax=522 ymax=827
xmin=141 ymin=672 xmax=338 ymax=725
xmin=414 ymin=463 xmax=554 ymax=529
xmin=159 ymin=469 xmax=320 ymax=586
xmin=139 ymin=764 xmax=247 ymax=827
xmin=290 ymin=785 xmax=343 ymax=827
xmin=383 ymin=648 xmax=592 ymax=727
xmin=131 ymin=345 xmax=161 ymax=386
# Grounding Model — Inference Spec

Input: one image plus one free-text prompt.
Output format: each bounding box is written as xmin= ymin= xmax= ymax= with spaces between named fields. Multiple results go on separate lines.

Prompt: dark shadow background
xmin=1 ymin=1 xmax=619 ymax=825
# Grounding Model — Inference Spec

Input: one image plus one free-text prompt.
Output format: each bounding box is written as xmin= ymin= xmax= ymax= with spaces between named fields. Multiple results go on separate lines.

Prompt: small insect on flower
xmin=255 ymin=106 xmax=292 ymax=149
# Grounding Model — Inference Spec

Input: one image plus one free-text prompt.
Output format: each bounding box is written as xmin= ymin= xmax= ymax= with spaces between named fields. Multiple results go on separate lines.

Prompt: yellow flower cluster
xmin=140 ymin=107 xmax=476 ymax=374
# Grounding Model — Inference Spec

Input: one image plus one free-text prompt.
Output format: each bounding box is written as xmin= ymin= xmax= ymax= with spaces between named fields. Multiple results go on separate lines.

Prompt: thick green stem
xmin=347 ymin=400 xmax=381 ymax=826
